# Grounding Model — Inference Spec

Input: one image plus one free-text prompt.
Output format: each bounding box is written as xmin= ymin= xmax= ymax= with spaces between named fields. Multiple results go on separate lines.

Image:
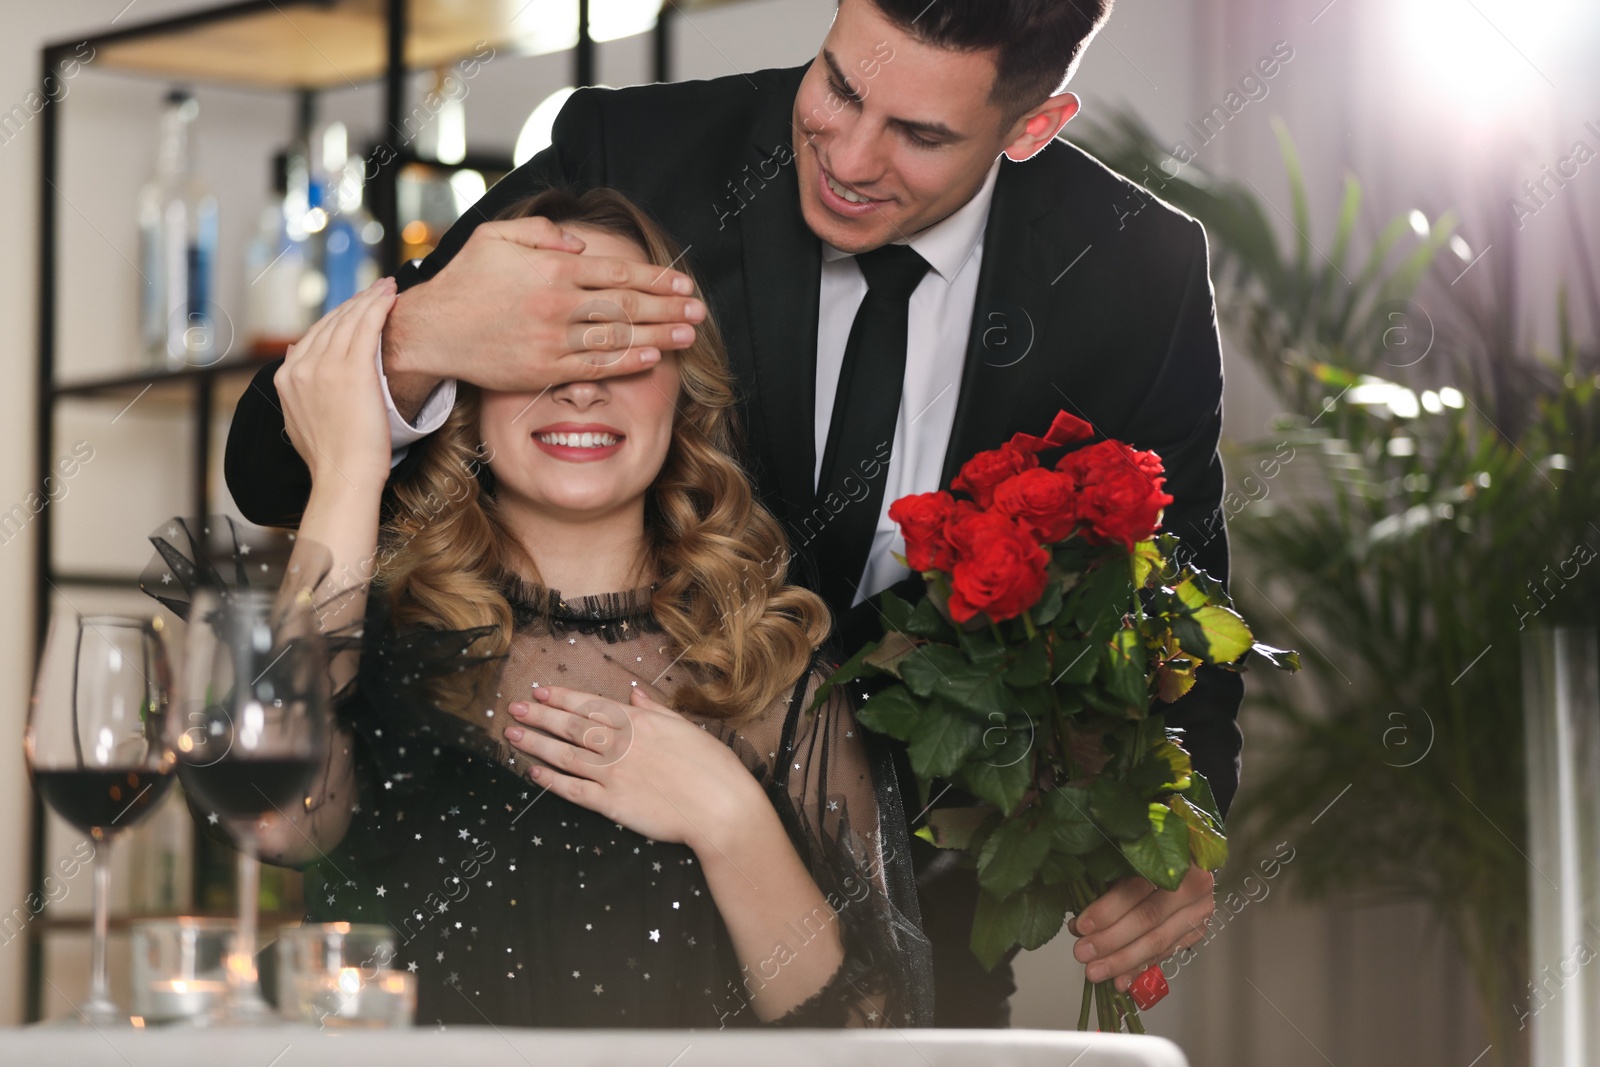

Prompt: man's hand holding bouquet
xmin=817 ymin=411 xmax=1299 ymax=1032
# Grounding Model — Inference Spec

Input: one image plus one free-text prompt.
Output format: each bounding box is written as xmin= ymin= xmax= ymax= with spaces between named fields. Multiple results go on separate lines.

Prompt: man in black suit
xmin=229 ymin=0 xmax=1241 ymax=1027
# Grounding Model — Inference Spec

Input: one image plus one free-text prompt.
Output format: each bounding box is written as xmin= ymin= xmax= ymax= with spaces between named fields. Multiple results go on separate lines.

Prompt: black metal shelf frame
xmin=30 ymin=0 xmax=682 ymax=1023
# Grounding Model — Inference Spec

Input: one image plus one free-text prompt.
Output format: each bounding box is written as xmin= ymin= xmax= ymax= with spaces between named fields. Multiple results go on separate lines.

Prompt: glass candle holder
xmin=131 ymin=918 xmax=233 ymax=1025
xmin=275 ymin=922 xmax=415 ymax=1028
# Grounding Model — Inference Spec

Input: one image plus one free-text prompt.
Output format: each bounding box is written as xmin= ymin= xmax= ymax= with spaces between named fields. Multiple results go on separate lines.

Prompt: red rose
xmin=944 ymin=511 xmax=1049 ymax=623
xmin=1056 ymin=440 xmax=1174 ymax=551
xmin=944 ymin=509 xmax=1023 ymax=560
xmin=1007 ymin=409 xmax=1095 ymax=454
xmin=952 ymin=445 xmax=1037 ymax=507
xmin=992 ymin=468 xmax=1080 ymax=543
xmin=1129 ymin=964 xmax=1169 ymax=1011
xmin=889 ymin=491 xmax=960 ymax=573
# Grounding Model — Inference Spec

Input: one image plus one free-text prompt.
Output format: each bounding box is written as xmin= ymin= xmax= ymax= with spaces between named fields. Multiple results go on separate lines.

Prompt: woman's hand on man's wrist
xmin=276 ymin=277 xmax=399 ymax=493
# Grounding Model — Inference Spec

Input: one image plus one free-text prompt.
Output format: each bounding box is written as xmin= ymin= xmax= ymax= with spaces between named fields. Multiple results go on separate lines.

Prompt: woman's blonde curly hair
xmin=375 ymin=186 xmax=830 ymax=724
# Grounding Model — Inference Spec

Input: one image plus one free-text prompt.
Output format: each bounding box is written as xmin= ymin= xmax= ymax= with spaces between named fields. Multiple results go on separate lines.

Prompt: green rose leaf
xmin=961 ymin=754 xmax=1034 ymax=817
xmin=1126 ymin=739 xmax=1193 ymax=796
xmin=1044 ymin=786 xmax=1103 ymax=854
xmin=917 ymin=806 xmax=1000 ymax=850
xmin=1084 ymin=842 xmax=1136 ymax=883
xmin=1089 ymin=778 xmax=1151 ymax=840
xmin=1189 ymin=605 xmax=1253 ymax=664
xmin=808 ymin=637 xmax=881 ymax=713
xmin=1130 ymin=539 xmax=1164 ymax=589
xmin=1103 ymin=628 xmax=1149 ymax=709
xmin=863 ymin=631 xmax=920 ymax=677
xmin=1019 ymin=882 xmax=1072 ymax=950
xmin=958 ymin=628 xmax=1009 ymax=663
xmin=905 ymin=596 xmax=957 ymax=640
xmin=1154 ymin=739 xmax=1193 ymax=787
xmin=880 ymin=589 xmax=916 ymax=632
xmin=1170 ymin=794 xmax=1229 ymax=871
xmin=907 ymin=700 xmax=984 ymax=779
xmin=1118 ymin=808 xmax=1191 ymax=891
xmin=1050 ymin=638 xmax=1099 ymax=686
xmin=898 ymin=644 xmax=968 ymax=698
xmin=1066 ymin=562 xmax=1136 ymax=635
xmin=971 ymin=887 xmax=1028 ymax=971
xmin=1179 ymin=770 xmax=1226 ymax=831
xmin=1155 ymin=656 xmax=1197 ymax=703
xmin=978 ymin=817 xmax=1053 ymax=900
xmin=1172 ymin=574 xmax=1211 ymax=611
xmin=1171 ymin=615 xmax=1212 ymax=661
xmin=1009 ymin=682 xmax=1055 ymax=724
xmin=1082 ymin=687 xmax=1138 ymax=717
xmin=1127 ymin=753 xmax=1180 ymax=798
xmin=1173 ymin=566 xmax=1229 ymax=608
xmin=854 ymin=684 xmax=923 ymax=741
xmin=1052 ymin=541 xmax=1096 ymax=575
xmin=1006 ymin=640 xmax=1053 ymax=688
xmin=1039 ymin=849 xmax=1087 ymax=886
xmin=902 ymin=646 xmax=1013 ymax=718
xmin=1031 ymin=579 xmax=1066 ymax=627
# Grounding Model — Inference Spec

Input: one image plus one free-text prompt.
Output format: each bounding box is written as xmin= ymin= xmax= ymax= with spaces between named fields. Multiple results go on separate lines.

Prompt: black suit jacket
xmin=227 ymin=61 xmax=1245 ymax=1023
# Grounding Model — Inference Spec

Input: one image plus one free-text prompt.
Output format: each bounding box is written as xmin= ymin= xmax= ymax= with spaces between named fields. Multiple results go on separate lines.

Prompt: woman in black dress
xmin=156 ymin=187 xmax=932 ymax=1029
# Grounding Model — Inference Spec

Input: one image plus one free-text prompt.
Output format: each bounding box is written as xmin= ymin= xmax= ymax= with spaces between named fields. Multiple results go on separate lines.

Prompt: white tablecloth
xmin=0 ymin=1025 xmax=1189 ymax=1066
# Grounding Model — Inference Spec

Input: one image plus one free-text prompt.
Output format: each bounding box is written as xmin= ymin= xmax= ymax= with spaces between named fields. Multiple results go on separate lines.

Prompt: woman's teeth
xmin=826 ymin=173 xmax=876 ymax=204
xmin=538 ymin=431 xmax=618 ymax=448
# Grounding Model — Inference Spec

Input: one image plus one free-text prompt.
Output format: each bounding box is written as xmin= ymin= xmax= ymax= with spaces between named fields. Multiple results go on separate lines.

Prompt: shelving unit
xmin=29 ymin=0 xmax=720 ymax=1023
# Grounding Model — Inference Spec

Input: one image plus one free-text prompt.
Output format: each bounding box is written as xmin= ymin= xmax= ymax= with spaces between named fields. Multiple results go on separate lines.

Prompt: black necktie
xmin=813 ymin=242 xmax=932 ymax=616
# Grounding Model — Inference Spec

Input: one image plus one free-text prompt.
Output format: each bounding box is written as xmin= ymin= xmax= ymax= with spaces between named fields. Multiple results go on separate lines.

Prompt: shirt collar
xmin=821 ymin=154 xmax=1003 ymax=284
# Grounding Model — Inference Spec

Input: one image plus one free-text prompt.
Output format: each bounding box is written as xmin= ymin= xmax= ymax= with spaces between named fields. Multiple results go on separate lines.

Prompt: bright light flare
xmin=1393 ymin=0 xmax=1584 ymax=112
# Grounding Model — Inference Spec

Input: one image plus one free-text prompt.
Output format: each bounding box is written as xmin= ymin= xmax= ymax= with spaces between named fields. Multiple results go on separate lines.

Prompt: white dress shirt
xmin=816 ymin=155 xmax=1001 ymax=606
xmin=380 ymin=337 xmax=457 ymax=469
xmin=378 ymin=155 xmax=1003 ymax=606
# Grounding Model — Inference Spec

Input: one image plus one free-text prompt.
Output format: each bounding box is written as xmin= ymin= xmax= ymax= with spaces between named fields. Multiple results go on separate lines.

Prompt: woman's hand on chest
xmin=502 ymin=684 xmax=767 ymax=851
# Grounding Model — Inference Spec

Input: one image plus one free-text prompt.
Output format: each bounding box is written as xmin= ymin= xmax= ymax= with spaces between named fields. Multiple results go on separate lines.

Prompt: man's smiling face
xmin=791 ymin=0 xmax=1021 ymax=254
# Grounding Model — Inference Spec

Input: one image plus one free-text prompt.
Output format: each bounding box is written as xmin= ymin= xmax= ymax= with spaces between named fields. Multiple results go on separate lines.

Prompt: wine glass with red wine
xmin=170 ymin=585 xmax=329 ymax=1024
xmin=26 ymin=611 xmax=174 ymax=1026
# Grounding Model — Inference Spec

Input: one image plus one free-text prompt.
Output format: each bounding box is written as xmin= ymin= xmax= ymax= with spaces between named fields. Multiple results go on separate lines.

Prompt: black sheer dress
xmin=140 ymin=518 xmax=934 ymax=1031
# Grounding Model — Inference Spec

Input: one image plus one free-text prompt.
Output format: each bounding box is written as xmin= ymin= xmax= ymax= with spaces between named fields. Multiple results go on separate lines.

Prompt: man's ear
xmin=1002 ymin=92 xmax=1081 ymax=162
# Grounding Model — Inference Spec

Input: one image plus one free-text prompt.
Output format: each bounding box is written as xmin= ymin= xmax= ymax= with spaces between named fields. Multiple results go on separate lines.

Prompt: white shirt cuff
xmin=377 ymin=335 xmax=457 ymax=469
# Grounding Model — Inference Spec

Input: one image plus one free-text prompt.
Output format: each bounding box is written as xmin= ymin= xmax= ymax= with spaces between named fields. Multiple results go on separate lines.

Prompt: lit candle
xmin=141 ymin=978 xmax=227 ymax=1022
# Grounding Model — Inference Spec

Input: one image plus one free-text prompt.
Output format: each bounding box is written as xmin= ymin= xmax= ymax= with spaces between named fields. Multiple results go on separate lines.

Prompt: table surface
xmin=0 ymin=1025 xmax=1190 ymax=1066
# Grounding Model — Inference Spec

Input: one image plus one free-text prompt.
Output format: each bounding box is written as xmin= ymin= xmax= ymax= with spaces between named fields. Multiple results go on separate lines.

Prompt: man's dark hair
xmin=864 ymin=0 xmax=1114 ymax=127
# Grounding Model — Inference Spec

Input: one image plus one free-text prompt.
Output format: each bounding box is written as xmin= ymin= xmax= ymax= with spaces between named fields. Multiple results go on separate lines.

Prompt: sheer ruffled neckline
xmin=494 ymin=569 xmax=662 ymax=640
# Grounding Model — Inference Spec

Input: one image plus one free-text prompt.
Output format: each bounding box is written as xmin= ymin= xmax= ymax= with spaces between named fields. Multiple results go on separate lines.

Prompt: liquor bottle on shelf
xmin=316 ymin=122 xmax=381 ymax=315
xmin=136 ymin=88 xmax=219 ymax=371
xmin=399 ymin=65 xmax=481 ymax=265
xmin=297 ymin=132 xmax=330 ymax=321
xmin=242 ymin=150 xmax=309 ymax=358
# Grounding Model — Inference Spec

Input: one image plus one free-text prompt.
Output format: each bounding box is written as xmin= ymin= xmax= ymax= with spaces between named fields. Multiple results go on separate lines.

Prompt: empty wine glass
xmin=26 ymin=611 xmax=174 ymax=1026
xmin=170 ymin=585 xmax=330 ymax=1024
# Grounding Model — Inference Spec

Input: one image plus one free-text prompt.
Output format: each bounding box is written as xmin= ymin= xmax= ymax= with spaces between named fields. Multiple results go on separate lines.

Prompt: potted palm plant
xmin=1072 ymin=112 xmax=1600 ymax=1067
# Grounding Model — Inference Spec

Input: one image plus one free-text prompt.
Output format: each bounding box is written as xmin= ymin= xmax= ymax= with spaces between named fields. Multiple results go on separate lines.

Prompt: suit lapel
xmin=732 ymin=93 xmax=1100 ymax=519
xmin=940 ymin=150 xmax=1100 ymax=487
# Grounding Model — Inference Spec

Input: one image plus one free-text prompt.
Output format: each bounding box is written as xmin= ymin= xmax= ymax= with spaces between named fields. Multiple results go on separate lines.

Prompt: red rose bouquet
xmin=816 ymin=410 xmax=1299 ymax=1032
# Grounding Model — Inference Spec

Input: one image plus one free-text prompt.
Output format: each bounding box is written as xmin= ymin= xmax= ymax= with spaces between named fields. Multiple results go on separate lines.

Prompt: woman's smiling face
xmin=477 ymin=226 xmax=683 ymax=524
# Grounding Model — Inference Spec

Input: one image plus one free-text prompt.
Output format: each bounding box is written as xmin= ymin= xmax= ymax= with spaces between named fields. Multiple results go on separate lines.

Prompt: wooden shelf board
xmin=93 ymin=0 xmax=547 ymax=90
xmin=74 ymin=0 xmax=749 ymax=92
xmin=91 ymin=0 xmax=599 ymax=91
